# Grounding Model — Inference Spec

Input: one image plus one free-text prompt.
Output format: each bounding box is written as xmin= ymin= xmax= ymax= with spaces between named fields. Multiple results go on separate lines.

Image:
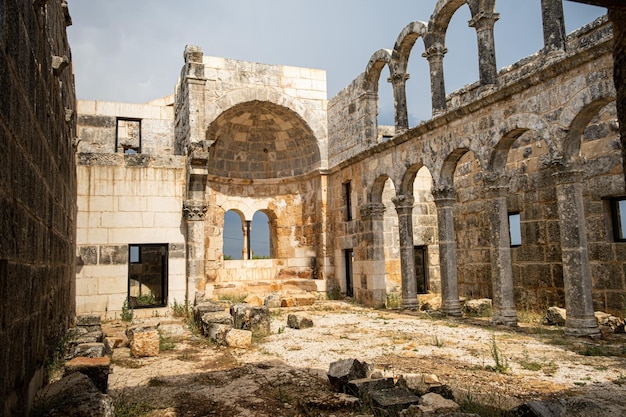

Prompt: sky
xmin=66 ymin=1 xmax=606 ymax=257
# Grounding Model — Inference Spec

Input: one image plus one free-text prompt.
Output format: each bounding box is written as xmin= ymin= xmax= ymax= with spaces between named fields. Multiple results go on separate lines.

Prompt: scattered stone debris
xmin=287 ymin=313 xmax=314 ymax=329
xmin=544 ymin=306 xmax=567 ymax=326
xmin=230 ymin=303 xmax=271 ymax=336
xmin=462 ymin=298 xmax=492 ymax=317
xmin=126 ymin=324 xmax=160 ymax=357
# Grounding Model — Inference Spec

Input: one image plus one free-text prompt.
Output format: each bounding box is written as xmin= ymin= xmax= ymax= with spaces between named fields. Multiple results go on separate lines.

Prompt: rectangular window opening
xmin=116 ymin=117 xmax=142 ymax=154
xmin=509 ymin=213 xmax=522 ymax=247
xmin=610 ymin=198 xmax=626 ymax=242
xmin=128 ymin=243 xmax=168 ymax=308
xmin=344 ymin=181 xmax=352 ymax=221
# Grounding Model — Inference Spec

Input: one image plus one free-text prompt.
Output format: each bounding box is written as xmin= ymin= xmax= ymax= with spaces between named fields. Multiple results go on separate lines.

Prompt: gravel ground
xmin=104 ymin=301 xmax=626 ymax=416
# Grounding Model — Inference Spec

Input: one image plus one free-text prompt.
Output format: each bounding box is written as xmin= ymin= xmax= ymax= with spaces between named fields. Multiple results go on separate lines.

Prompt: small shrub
xmin=486 ymin=334 xmax=509 ymax=374
xmin=159 ymin=333 xmax=175 ymax=351
xmin=386 ymin=292 xmax=401 ymax=309
xmin=121 ymin=299 xmax=133 ymax=322
xmin=326 ymin=285 xmax=342 ymax=300
xmin=432 ymin=335 xmax=445 ymax=348
xmin=171 ymin=299 xmax=190 ymax=318
xmin=218 ymin=293 xmax=247 ymax=303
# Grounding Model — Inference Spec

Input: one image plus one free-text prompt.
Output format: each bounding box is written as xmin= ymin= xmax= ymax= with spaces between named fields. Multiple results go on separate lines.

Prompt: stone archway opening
xmin=207 ymin=100 xmax=321 ymax=180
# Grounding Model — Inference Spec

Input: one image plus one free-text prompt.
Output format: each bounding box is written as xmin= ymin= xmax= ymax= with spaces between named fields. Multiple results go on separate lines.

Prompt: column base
xmin=441 ymin=299 xmax=462 ymax=316
xmin=402 ymin=298 xmax=419 ymax=310
xmin=564 ymin=316 xmax=601 ymax=338
xmin=492 ymin=308 xmax=518 ymax=327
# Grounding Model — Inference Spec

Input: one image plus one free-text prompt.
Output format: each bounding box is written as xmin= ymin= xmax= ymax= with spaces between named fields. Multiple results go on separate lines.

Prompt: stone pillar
xmin=392 ymin=195 xmax=418 ymax=310
xmin=183 ymin=200 xmax=208 ymax=302
xmin=483 ymin=181 xmax=518 ymax=326
xmin=422 ymin=43 xmax=448 ymax=115
xmin=432 ymin=187 xmax=462 ymax=316
xmin=363 ymin=91 xmax=378 ymax=145
xmin=541 ymin=0 xmax=566 ymax=51
xmin=360 ymin=203 xmax=387 ymax=305
xmin=242 ymin=221 xmax=250 ymax=260
xmin=553 ymin=169 xmax=601 ymax=337
xmin=389 ymin=72 xmax=410 ymax=133
xmin=468 ymin=11 xmax=500 ymax=86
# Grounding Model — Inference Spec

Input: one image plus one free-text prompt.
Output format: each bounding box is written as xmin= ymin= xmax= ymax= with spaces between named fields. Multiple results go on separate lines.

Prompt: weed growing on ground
xmin=113 ymin=395 xmax=153 ymax=417
xmin=432 ymin=335 xmax=445 ymax=348
xmin=386 ymin=292 xmax=401 ymax=309
xmin=486 ymin=334 xmax=509 ymax=374
xmin=218 ymin=293 xmax=247 ymax=304
xmin=170 ymin=299 xmax=190 ymax=318
xmin=159 ymin=333 xmax=176 ymax=351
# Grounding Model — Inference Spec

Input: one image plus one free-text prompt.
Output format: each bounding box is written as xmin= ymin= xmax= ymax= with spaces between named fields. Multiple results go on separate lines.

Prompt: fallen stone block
xmin=244 ymin=294 xmax=264 ymax=306
xmin=327 ymin=358 xmax=368 ymax=392
xmin=281 ymin=297 xmax=296 ymax=307
xmin=264 ymin=292 xmax=282 ymax=308
xmin=226 ymin=329 xmax=252 ymax=348
xmin=76 ymin=314 xmax=102 ymax=327
xmin=544 ymin=306 xmax=566 ymax=326
xmin=75 ymin=331 xmax=105 ymax=344
xmin=193 ymin=302 xmax=225 ymax=324
xmin=346 ymin=377 xmax=395 ymax=397
xmin=207 ymin=323 xmax=232 ymax=345
xmin=463 ymin=298 xmax=492 ymax=317
xmin=73 ymin=342 xmax=107 ymax=358
xmin=230 ymin=304 xmax=271 ymax=337
xmin=287 ymin=313 xmax=314 ymax=329
xmin=294 ymin=293 xmax=316 ymax=306
xmin=369 ymin=387 xmax=420 ymax=412
xmin=419 ymin=392 xmax=460 ymax=414
xmin=64 ymin=356 xmax=111 ymax=393
xmin=126 ymin=325 xmax=160 ymax=357
xmin=31 ymin=372 xmax=113 ymax=416
xmin=595 ymin=311 xmax=625 ymax=332
xmin=200 ymin=311 xmax=234 ymax=337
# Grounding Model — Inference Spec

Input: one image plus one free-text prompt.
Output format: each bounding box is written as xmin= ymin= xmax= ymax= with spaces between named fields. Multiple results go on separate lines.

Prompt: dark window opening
xmin=128 ymin=244 xmax=168 ymax=308
xmin=344 ymin=249 xmax=354 ymax=297
xmin=116 ymin=118 xmax=142 ymax=154
xmin=344 ymin=181 xmax=352 ymax=221
xmin=509 ymin=213 xmax=522 ymax=247
xmin=610 ymin=198 xmax=626 ymax=242
xmin=414 ymin=245 xmax=428 ymax=294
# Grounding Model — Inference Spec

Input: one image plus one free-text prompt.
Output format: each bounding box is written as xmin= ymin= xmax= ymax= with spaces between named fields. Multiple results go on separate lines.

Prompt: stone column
xmin=183 ymin=200 xmax=208 ymax=302
xmin=389 ymin=72 xmax=410 ymax=134
xmin=422 ymin=43 xmax=448 ymax=115
xmin=432 ymin=187 xmax=462 ymax=316
xmin=541 ymin=0 xmax=566 ymax=51
xmin=360 ymin=203 xmax=387 ymax=306
xmin=392 ymin=194 xmax=418 ymax=310
xmin=553 ymin=169 xmax=601 ymax=337
xmin=242 ymin=221 xmax=250 ymax=260
xmin=483 ymin=181 xmax=518 ymax=326
xmin=468 ymin=11 xmax=500 ymax=86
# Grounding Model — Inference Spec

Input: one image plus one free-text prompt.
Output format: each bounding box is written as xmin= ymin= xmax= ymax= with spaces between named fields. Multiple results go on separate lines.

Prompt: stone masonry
xmin=1 ymin=1 xmax=77 ymax=415
xmin=74 ymin=1 xmax=623 ymax=342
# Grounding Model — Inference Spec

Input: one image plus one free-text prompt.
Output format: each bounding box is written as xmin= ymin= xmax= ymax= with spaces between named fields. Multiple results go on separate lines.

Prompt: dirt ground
xmin=104 ymin=301 xmax=626 ymax=417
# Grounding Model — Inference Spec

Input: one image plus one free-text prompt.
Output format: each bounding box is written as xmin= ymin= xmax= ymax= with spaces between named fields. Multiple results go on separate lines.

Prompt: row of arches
xmin=223 ymin=210 xmax=273 ymax=260
xmin=361 ymin=0 xmax=603 ymax=130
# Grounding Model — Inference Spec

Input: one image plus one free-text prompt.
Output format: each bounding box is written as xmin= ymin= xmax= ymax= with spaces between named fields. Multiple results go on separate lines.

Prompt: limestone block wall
xmin=75 ymin=99 xmax=185 ymax=318
xmin=1 ymin=1 xmax=76 ymax=415
xmin=77 ymin=100 xmax=175 ymax=155
xmin=204 ymin=175 xmax=324 ymax=295
xmin=75 ymin=159 xmax=186 ymax=318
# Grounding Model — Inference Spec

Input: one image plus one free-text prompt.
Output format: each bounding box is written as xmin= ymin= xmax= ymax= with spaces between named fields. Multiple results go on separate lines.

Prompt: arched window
xmin=251 ymin=211 xmax=271 ymax=259
xmin=223 ymin=210 xmax=244 ymax=260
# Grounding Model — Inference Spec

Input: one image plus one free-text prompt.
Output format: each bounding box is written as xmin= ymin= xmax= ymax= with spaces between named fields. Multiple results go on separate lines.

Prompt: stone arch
xmin=363 ymin=49 xmax=392 ymax=93
xmin=400 ymin=163 xmax=427 ymax=196
xmin=205 ymin=87 xmax=328 ymax=161
xmin=206 ymin=100 xmax=321 ymax=180
xmin=223 ymin=209 xmax=246 ymax=260
xmin=391 ymin=22 xmax=428 ymax=131
xmin=251 ymin=210 xmax=274 ymax=259
xmin=563 ymin=97 xmax=616 ymax=162
xmin=371 ymin=173 xmax=396 ymax=204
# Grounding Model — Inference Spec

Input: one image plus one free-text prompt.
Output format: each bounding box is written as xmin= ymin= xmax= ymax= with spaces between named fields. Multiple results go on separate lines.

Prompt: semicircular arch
xmin=363 ymin=49 xmax=392 ymax=92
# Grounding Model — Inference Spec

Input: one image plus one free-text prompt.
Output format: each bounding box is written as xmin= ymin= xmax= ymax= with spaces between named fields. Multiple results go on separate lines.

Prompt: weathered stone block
xmin=126 ymin=325 xmax=160 ymax=357
xmin=207 ymin=323 xmax=232 ymax=345
xmin=327 ymin=358 xmax=368 ymax=392
xmin=544 ymin=306 xmax=566 ymax=326
xmin=346 ymin=377 xmax=395 ymax=397
xmin=225 ymin=329 xmax=252 ymax=348
xmin=287 ymin=313 xmax=314 ymax=329
xmin=73 ymin=343 xmax=107 ymax=358
xmin=264 ymin=293 xmax=282 ymax=308
xmin=230 ymin=304 xmax=271 ymax=337
xmin=369 ymin=387 xmax=420 ymax=411
xmin=200 ymin=311 xmax=234 ymax=337
xmin=193 ymin=302 xmax=225 ymax=324
xmin=243 ymin=294 xmax=264 ymax=306
xmin=64 ymin=356 xmax=111 ymax=393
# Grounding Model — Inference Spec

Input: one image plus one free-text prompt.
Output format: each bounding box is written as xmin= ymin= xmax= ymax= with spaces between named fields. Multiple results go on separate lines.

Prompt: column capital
xmin=422 ymin=43 xmax=448 ymax=61
xmin=387 ymin=72 xmax=410 ymax=85
xmin=468 ymin=11 xmax=500 ymax=30
xmin=360 ymin=203 xmax=386 ymax=220
xmin=392 ymin=194 xmax=415 ymax=212
xmin=482 ymin=174 xmax=510 ymax=197
xmin=552 ymin=168 xmax=585 ymax=185
xmin=431 ymin=186 xmax=455 ymax=203
xmin=183 ymin=200 xmax=208 ymax=221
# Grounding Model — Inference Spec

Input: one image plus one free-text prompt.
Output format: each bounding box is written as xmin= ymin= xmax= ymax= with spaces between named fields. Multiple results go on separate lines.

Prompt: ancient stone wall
xmin=0 ymin=1 xmax=76 ymax=414
xmin=75 ymin=100 xmax=186 ymax=318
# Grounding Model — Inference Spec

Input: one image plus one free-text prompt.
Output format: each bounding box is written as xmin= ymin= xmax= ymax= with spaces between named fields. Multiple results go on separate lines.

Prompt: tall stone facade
xmin=75 ymin=1 xmax=623 ymax=340
xmin=1 ymin=1 xmax=77 ymax=415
